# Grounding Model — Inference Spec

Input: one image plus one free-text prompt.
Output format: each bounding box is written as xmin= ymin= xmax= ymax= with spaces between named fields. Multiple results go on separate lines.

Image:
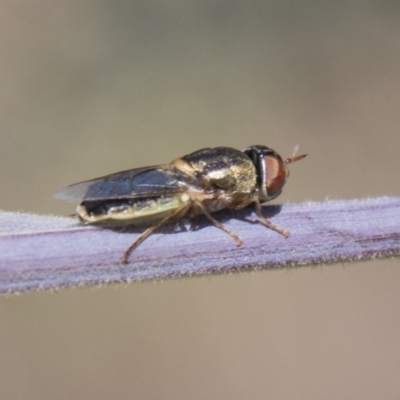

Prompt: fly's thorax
xmin=196 ymin=191 xmax=255 ymax=214
xmin=172 ymin=147 xmax=257 ymax=193
xmin=77 ymin=194 xmax=191 ymax=225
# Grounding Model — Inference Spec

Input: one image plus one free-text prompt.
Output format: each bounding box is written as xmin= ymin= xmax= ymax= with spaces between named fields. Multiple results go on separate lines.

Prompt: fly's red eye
xmin=264 ymin=155 xmax=287 ymax=199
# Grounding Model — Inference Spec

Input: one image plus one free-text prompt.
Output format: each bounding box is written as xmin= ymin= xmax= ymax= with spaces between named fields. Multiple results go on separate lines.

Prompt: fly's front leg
xmin=254 ymin=199 xmax=289 ymax=238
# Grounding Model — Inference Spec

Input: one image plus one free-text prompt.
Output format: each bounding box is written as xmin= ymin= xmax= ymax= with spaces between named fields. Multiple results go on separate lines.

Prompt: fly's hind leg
xmin=254 ymin=199 xmax=289 ymax=238
xmin=194 ymin=200 xmax=243 ymax=247
xmin=121 ymin=203 xmax=191 ymax=264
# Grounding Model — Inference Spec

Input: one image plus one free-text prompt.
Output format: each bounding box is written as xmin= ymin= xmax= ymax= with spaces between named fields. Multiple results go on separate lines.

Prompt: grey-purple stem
xmin=1 ymin=197 xmax=399 ymax=293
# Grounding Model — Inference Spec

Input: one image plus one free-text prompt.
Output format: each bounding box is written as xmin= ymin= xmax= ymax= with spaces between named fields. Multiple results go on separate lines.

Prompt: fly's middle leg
xmin=193 ymin=200 xmax=243 ymax=247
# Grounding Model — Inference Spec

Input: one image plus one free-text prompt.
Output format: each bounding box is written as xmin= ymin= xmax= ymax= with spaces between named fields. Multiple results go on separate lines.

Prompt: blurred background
xmin=1 ymin=1 xmax=400 ymax=399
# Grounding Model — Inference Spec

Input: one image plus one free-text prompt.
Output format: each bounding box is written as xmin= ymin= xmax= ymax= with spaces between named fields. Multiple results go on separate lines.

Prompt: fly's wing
xmin=54 ymin=165 xmax=201 ymax=201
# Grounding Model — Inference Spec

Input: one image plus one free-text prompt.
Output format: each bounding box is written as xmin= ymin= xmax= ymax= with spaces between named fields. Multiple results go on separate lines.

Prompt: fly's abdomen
xmin=77 ymin=194 xmax=190 ymax=225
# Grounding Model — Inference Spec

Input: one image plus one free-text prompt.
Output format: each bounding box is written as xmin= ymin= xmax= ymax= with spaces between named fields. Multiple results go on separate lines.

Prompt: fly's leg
xmin=121 ymin=203 xmax=191 ymax=264
xmin=194 ymin=200 xmax=243 ymax=246
xmin=254 ymin=199 xmax=289 ymax=238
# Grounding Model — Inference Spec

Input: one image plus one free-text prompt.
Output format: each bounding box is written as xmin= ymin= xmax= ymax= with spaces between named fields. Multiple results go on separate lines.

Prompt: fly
xmin=54 ymin=145 xmax=306 ymax=263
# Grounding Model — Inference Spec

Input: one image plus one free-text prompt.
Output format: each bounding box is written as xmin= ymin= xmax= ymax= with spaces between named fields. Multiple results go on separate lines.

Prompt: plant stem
xmin=1 ymin=196 xmax=399 ymax=293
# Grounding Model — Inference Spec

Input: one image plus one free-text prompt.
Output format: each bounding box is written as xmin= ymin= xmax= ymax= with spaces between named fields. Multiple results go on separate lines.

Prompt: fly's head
xmin=243 ymin=145 xmax=307 ymax=202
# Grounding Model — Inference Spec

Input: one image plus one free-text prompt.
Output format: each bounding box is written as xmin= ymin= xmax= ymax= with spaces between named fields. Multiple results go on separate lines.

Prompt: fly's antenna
xmin=284 ymin=145 xmax=307 ymax=165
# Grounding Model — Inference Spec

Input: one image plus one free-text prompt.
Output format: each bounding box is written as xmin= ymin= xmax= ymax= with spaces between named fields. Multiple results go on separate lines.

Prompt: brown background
xmin=1 ymin=1 xmax=400 ymax=399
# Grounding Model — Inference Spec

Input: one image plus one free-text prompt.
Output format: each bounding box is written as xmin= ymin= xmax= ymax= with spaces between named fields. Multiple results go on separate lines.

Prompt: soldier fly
xmin=55 ymin=145 xmax=306 ymax=263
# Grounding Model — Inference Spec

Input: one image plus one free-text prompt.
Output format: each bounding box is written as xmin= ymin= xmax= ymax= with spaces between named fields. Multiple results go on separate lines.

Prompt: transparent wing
xmin=54 ymin=165 xmax=200 ymax=201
